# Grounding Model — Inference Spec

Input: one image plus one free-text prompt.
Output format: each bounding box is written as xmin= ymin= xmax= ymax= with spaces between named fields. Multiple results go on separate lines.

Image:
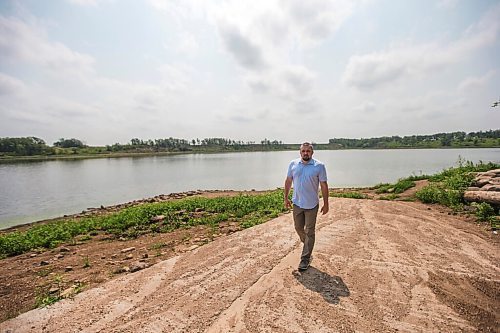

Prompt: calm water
xmin=0 ymin=148 xmax=498 ymax=229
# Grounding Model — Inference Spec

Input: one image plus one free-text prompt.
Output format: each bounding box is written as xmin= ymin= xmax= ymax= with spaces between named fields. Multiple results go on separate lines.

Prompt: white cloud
xmin=353 ymin=101 xmax=376 ymax=113
xmin=436 ymin=0 xmax=460 ymax=10
xmin=458 ymin=70 xmax=496 ymax=92
xmin=282 ymin=0 xmax=356 ymax=46
xmin=66 ymin=0 xmax=114 ymax=6
xmin=0 ymin=72 xmax=25 ymax=96
xmin=0 ymin=15 xmax=95 ymax=76
xmin=342 ymin=4 xmax=500 ymax=91
xmin=176 ymin=32 xmax=199 ymax=57
xmin=67 ymin=0 xmax=99 ymax=6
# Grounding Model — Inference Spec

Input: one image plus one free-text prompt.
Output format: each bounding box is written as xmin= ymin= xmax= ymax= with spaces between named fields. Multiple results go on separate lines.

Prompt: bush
xmin=471 ymin=202 xmax=495 ymax=221
xmin=416 ymin=161 xmax=499 ymax=209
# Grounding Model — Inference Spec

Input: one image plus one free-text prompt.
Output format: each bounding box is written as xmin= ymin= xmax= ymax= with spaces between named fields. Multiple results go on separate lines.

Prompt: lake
xmin=0 ymin=148 xmax=499 ymax=229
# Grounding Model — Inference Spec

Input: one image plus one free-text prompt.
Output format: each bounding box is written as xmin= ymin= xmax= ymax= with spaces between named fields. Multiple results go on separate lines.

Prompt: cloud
xmin=458 ymin=70 xmax=496 ymax=92
xmin=67 ymin=0 xmax=100 ymax=6
xmin=282 ymin=0 xmax=356 ymax=46
xmin=0 ymin=72 xmax=25 ymax=96
xmin=436 ymin=0 xmax=460 ymax=9
xmin=342 ymin=4 xmax=500 ymax=90
xmin=353 ymin=101 xmax=376 ymax=113
xmin=176 ymin=32 xmax=199 ymax=57
xmin=0 ymin=15 xmax=95 ymax=76
xmin=218 ymin=23 xmax=268 ymax=71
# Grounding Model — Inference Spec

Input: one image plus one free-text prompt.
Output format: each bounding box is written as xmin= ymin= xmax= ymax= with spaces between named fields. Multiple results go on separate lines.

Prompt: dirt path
xmin=1 ymin=198 xmax=498 ymax=333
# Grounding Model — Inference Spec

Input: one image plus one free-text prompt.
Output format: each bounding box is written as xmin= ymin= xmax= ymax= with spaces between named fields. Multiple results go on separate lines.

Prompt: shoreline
xmin=0 ymin=188 xmax=270 ymax=234
xmin=1 ymin=146 xmax=499 ymax=163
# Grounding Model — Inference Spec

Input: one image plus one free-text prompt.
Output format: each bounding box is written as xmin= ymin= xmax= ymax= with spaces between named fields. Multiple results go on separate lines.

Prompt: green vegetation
xmin=379 ymin=194 xmax=400 ymax=201
xmin=329 ymin=191 xmax=367 ymax=199
xmin=373 ymin=179 xmax=416 ymax=194
xmin=82 ymin=256 xmax=91 ymax=268
xmin=1 ymin=130 xmax=499 ymax=161
xmin=415 ymin=160 xmax=499 ymax=228
xmin=0 ymin=137 xmax=51 ymax=156
xmin=329 ymin=130 xmax=500 ymax=149
xmin=472 ymin=202 xmax=495 ymax=221
xmin=53 ymin=138 xmax=86 ymax=148
xmin=0 ymin=190 xmax=287 ymax=258
xmin=35 ymin=292 xmax=60 ymax=308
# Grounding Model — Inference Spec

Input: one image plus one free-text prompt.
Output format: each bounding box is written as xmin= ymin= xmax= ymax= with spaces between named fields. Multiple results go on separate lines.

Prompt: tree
xmin=0 ymin=137 xmax=49 ymax=155
xmin=53 ymin=138 xmax=86 ymax=148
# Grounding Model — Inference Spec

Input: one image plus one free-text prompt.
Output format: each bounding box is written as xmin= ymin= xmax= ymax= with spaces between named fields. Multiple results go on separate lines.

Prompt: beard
xmin=302 ymin=155 xmax=311 ymax=161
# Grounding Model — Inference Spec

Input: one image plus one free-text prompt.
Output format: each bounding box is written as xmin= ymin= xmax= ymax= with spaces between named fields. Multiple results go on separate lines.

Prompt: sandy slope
xmin=1 ymin=198 xmax=498 ymax=333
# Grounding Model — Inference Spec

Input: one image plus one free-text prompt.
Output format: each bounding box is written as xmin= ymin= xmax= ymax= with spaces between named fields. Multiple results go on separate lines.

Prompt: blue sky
xmin=0 ymin=0 xmax=499 ymax=145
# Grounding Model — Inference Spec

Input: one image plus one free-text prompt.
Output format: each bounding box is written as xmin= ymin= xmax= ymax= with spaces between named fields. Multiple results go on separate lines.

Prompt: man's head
xmin=300 ymin=142 xmax=314 ymax=162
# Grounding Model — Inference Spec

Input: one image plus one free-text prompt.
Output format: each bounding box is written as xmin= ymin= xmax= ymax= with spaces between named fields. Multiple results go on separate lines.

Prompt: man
xmin=284 ymin=142 xmax=329 ymax=271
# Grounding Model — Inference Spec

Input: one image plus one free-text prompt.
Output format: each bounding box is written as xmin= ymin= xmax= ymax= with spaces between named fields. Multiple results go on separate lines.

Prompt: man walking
xmin=284 ymin=142 xmax=329 ymax=271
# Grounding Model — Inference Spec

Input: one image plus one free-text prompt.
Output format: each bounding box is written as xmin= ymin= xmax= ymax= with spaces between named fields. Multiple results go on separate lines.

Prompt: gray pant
xmin=293 ymin=204 xmax=319 ymax=260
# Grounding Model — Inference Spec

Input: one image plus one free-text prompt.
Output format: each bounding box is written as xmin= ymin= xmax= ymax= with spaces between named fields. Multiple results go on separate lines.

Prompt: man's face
xmin=300 ymin=146 xmax=313 ymax=161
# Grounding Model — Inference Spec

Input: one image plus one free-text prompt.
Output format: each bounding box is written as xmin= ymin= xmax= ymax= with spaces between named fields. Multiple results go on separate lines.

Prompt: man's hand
xmin=320 ymin=204 xmax=329 ymax=215
xmin=284 ymin=198 xmax=292 ymax=209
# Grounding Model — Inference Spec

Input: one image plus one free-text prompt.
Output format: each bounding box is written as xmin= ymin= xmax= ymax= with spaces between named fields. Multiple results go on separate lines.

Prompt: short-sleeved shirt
xmin=287 ymin=158 xmax=327 ymax=209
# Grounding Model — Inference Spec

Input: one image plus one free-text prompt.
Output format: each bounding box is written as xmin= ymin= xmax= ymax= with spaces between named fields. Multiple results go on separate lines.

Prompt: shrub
xmin=416 ymin=161 xmax=499 ymax=209
xmin=471 ymin=202 xmax=495 ymax=221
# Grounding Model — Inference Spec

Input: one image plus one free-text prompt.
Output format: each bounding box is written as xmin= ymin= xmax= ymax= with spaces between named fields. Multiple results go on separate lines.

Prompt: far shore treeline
xmin=0 ymin=130 xmax=499 ymax=159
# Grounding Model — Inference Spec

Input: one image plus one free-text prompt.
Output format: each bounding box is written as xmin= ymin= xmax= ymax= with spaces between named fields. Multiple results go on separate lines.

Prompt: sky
xmin=0 ymin=0 xmax=499 ymax=146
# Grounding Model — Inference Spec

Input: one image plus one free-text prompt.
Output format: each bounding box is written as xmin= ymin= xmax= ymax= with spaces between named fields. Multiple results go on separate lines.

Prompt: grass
xmin=373 ymin=179 xmax=416 ymax=194
xmin=0 ymin=190 xmax=287 ymax=258
xmin=329 ymin=191 xmax=367 ymax=199
xmin=82 ymin=256 xmax=91 ymax=268
xmin=379 ymin=194 xmax=400 ymax=201
xmin=415 ymin=160 xmax=499 ymax=229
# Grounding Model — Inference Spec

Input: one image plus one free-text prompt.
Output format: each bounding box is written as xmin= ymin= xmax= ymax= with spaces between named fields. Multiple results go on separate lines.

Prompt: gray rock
xmin=121 ymin=247 xmax=136 ymax=253
xmin=130 ymin=261 xmax=148 ymax=272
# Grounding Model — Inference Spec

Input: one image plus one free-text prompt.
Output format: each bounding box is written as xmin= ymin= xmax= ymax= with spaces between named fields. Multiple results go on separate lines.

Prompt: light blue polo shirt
xmin=287 ymin=158 xmax=328 ymax=209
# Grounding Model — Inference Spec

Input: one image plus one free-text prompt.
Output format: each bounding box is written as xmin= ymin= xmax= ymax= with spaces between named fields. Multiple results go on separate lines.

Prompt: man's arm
xmin=284 ymin=177 xmax=292 ymax=209
xmin=320 ymin=181 xmax=329 ymax=214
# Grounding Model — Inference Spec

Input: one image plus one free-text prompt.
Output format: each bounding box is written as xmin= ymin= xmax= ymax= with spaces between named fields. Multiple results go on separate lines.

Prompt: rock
xmin=114 ymin=266 xmax=130 ymax=274
xmin=40 ymin=261 xmax=50 ymax=266
xmin=466 ymin=187 xmax=481 ymax=191
xmin=60 ymin=285 xmax=78 ymax=298
xmin=142 ymin=253 xmax=149 ymax=259
xmin=130 ymin=261 xmax=148 ymax=272
xmin=55 ymin=254 xmax=64 ymax=259
xmin=48 ymin=287 xmax=59 ymax=294
xmin=60 ymin=247 xmax=71 ymax=252
xmin=30 ymin=253 xmax=37 ymax=258
xmin=486 ymin=185 xmax=500 ymax=192
xmin=472 ymin=177 xmax=491 ymax=187
xmin=150 ymin=215 xmax=165 ymax=222
xmin=194 ymin=208 xmax=204 ymax=212
xmin=121 ymin=247 xmax=136 ymax=253
xmin=186 ymin=245 xmax=199 ymax=251
xmin=125 ymin=254 xmax=134 ymax=259
xmin=464 ymin=191 xmax=500 ymax=206
xmin=65 ymin=266 xmax=73 ymax=272
xmin=466 ymin=170 xmax=500 ymax=205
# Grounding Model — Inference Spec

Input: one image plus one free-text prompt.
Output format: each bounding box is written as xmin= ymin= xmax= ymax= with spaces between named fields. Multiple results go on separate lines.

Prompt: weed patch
xmin=0 ymin=190 xmax=287 ymax=257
